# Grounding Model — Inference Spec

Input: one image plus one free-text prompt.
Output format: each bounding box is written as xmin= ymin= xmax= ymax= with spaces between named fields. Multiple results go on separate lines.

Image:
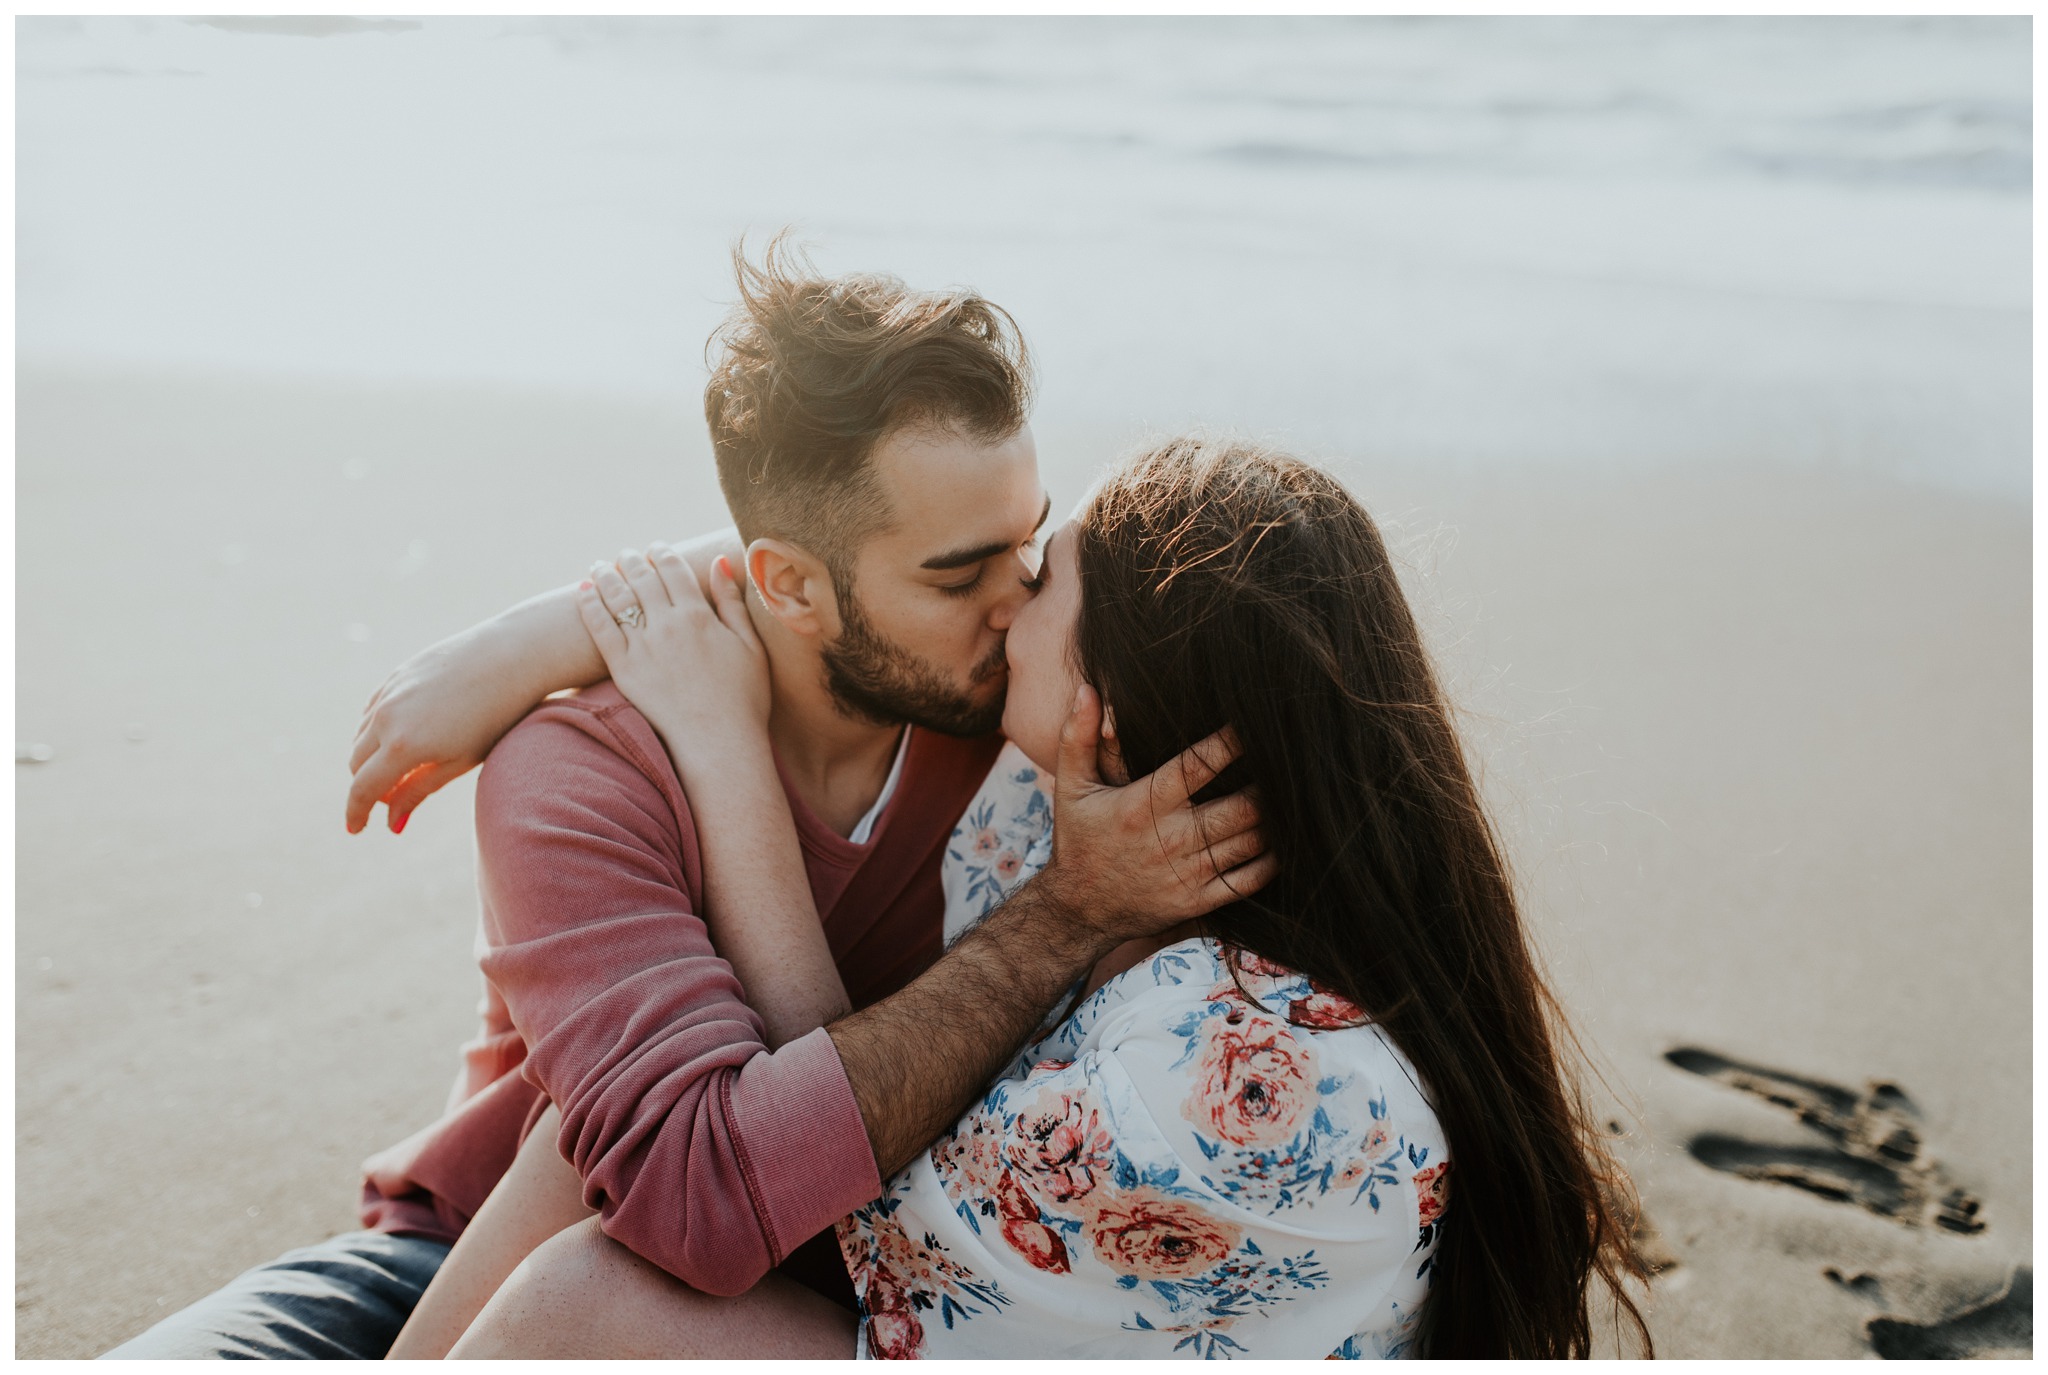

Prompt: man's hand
xmin=1032 ymin=683 xmax=1274 ymax=951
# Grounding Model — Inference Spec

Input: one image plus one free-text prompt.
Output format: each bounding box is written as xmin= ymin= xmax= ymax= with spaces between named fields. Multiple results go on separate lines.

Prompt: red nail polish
xmin=392 ymin=813 xmax=408 ymax=835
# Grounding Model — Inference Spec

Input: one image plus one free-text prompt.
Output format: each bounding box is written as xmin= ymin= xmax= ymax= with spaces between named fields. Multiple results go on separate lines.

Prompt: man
xmin=104 ymin=243 xmax=1255 ymax=1359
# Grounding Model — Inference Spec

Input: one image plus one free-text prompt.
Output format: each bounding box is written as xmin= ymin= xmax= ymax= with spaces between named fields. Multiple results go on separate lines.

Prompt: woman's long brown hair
xmin=1073 ymin=437 xmax=1652 ymax=1358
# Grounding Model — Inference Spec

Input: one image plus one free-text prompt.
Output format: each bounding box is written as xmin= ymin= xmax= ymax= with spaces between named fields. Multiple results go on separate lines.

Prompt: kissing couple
xmin=106 ymin=238 xmax=1651 ymax=1360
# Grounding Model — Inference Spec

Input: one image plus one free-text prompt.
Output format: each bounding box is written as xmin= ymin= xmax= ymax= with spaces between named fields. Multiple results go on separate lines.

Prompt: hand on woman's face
xmin=1000 ymin=518 xmax=1084 ymax=773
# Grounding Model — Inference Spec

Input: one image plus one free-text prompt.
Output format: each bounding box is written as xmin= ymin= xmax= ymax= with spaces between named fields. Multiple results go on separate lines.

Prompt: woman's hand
xmin=346 ymin=622 xmax=569 ymax=836
xmin=575 ymin=545 xmax=771 ymax=778
xmin=580 ymin=547 xmax=851 ymax=1047
xmin=345 ymin=530 xmax=744 ymax=836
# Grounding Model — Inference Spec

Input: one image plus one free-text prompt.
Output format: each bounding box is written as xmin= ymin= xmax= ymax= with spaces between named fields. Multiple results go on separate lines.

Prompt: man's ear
xmin=746 ymin=538 xmax=837 ymax=639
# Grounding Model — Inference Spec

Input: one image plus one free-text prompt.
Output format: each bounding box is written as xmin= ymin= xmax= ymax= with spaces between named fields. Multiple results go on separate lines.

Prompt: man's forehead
xmin=868 ymin=424 xmax=1045 ymax=558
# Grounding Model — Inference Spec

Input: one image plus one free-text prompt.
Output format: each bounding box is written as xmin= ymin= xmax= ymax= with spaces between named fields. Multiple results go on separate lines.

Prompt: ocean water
xmin=16 ymin=16 xmax=2032 ymax=497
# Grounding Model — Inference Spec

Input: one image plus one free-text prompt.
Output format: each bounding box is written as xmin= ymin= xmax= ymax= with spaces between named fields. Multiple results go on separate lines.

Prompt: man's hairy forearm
xmin=828 ymin=879 xmax=1108 ymax=1180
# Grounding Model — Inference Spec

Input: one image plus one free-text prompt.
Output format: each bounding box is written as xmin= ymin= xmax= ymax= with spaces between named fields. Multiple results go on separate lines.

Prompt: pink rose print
xmin=1336 ymin=1158 xmax=1366 ymax=1187
xmin=993 ymin=850 xmax=1023 ymax=881
xmin=996 ymin=1165 xmax=1039 ymax=1223
xmin=1187 ymin=1019 xmax=1317 ymax=1149
xmin=972 ymin=826 xmax=1002 ymax=856
xmin=1005 ymin=1088 xmax=1116 ymax=1205
xmin=995 ymin=1168 xmax=1071 ymax=1273
xmin=1415 ymin=1161 xmax=1450 ymax=1226
xmin=1288 ymin=983 xmax=1368 ymax=1030
xmin=1001 ymin=1216 xmax=1072 ymax=1274
xmin=933 ymin=1116 xmax=1007 ymax=1204
xmin=866 ymin=1308 xmax=924 ymax=1360
xmin=1204 ymin=978 xmax=1257 ymax=1011
xmin=1230 ymin=949 xmax=1294 ymax=979
xmin=1087 ymin=1188 xmax=1243 ymax=1280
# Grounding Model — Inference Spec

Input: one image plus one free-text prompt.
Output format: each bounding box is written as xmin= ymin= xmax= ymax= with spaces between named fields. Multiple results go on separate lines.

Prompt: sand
xmin=14 ymin=364 xmax=2030 ymax=1358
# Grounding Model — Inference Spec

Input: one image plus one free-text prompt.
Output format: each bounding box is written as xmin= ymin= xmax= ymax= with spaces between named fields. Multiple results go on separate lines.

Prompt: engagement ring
xmin=615 ymin=605 xmax=645 ymax=630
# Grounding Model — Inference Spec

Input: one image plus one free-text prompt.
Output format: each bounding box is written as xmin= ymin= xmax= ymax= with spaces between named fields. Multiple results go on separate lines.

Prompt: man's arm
xmin=831 ymin=686 xmax=1272 ymax=1178
xmin=473 ymin=693 xmax=877 ymax=1299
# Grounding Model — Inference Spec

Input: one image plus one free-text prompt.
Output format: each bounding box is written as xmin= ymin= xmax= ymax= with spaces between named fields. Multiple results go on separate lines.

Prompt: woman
xmin=416 ymin=436 xmax=1651 ymax=1358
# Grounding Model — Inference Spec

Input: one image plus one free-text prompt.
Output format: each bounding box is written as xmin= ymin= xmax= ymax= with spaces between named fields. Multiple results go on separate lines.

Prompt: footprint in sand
xmin=1864 ymin=1267 xmax=2032 ymax=1359
xmin=1663 ymin=1046 xmax=1983 ymax=1235
xmin=1668 ymin=1047 xmax=2024 ymax=1358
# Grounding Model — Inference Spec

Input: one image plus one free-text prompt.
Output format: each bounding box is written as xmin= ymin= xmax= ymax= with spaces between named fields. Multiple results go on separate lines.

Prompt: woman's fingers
xmin=346 ymin=742 xmax=406 ymax=834
xmin=589 ymin=562 xmax=644 ymax=634
xmin=382 ymin=760 xmax=467 ymax=835
xmin=349 ymin=724 xmax=381 ymax=775
xmin=709 ymin=556 xmax=752 ymax=639
xmin=647 ymin=542 xmax=699 ymax=610
xmin=617 ymin=548 xmax=674 ymax=610
xmin=575 ymin=579 xmax=630 ymax=658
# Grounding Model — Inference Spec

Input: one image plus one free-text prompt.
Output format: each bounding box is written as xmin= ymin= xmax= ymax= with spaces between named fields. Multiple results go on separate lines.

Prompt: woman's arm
xmin=577 ymin=547 xmax=850 ymax=1047
xmin=344 ymin=529 xmax=742 ymax=836
xmin=383 ymin=1105 xmax=595 ymax=1361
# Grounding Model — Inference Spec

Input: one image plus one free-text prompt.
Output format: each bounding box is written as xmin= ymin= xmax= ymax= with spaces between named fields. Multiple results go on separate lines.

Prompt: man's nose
xmin=985 ymin=552 xmax=1037 ymax=630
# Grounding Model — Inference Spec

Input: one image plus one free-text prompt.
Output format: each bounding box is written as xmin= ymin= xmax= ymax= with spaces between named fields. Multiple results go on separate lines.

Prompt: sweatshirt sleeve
xmin=473 ymin=695 xmax=883 ymax=1294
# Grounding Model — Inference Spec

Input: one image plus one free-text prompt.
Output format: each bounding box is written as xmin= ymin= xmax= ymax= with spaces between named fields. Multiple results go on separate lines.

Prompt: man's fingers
xmin=1055 ymin=684 xmax=1105 ymax=792
xmin=616 ymin=548 xmax=674 ymax=610
xmin=383 ymin=760 xmax=463 ymax=835
xmin=1190 ymin=788 xmax=1260 ymax=843
xmin=575 ymin=580 xmax=629 ymax=658
xmin=1198 ymin=826 xmax=1267 ymax=879
xmin=1154 ymin=725 xmax=1244 ymax=806
xmin=1200 ymin=851 xmax=1279 ymax=910
xmin=1096 ymin=720 xmax=1131 ymax=787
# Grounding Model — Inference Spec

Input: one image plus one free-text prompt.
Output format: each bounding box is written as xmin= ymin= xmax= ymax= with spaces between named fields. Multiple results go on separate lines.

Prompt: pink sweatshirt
xmin=359 ymin=682 xmax=1004 ymax=1295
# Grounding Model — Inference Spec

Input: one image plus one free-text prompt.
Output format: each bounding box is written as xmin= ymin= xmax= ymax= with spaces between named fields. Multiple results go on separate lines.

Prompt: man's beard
xmin=821 ymin=583 xmax=1007 ymax=737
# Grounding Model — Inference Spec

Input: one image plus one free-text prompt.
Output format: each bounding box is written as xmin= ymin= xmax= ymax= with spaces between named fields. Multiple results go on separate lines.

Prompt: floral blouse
xmin=837 ymin=744 xmax=1450 ymax=1360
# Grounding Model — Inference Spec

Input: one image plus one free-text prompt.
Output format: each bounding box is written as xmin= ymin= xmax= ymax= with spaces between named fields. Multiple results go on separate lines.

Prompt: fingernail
xmin=391 ymin=812 xmax=408 ymax=835
xmin=578 ymin=580 xmax=593 ymax=591
xmin=714 ymin=556 xmax=732 ymax=580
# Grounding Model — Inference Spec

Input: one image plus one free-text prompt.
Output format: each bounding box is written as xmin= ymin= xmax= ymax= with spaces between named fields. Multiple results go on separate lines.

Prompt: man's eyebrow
xmin=920 ymin=494 xmax=1053 ymax=571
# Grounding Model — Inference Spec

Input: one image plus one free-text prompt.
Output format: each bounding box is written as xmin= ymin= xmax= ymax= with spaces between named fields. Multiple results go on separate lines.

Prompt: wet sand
xmin=14 ymin=365 xmax=2030 ymax=1358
